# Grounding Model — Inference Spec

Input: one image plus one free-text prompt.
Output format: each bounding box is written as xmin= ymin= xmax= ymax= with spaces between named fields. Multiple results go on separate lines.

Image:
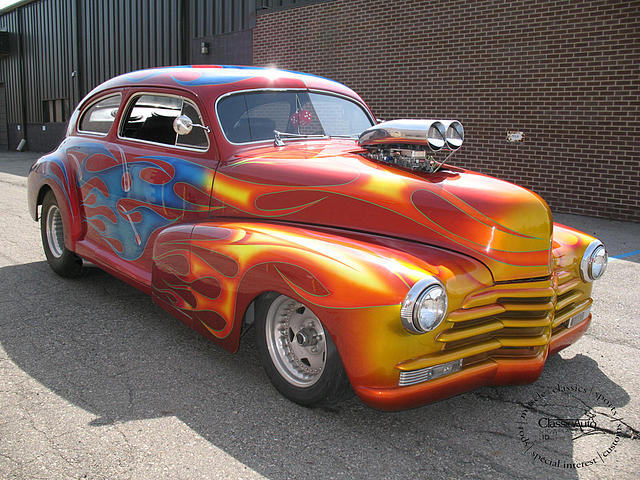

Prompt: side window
xmin=121 ymin=94 xmax=208 ymax=149
xmin=177 ymin=101 xmax=208 ymax=149
xmin=121 ymin=94 xmax=181 ymax=145
xmin=78 ymin=94 xmax=122 ymax=135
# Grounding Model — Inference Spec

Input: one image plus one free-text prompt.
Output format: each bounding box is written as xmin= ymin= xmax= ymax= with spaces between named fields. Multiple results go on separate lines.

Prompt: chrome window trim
xmin=214 ymin=88 xmax=375 ymax=146
xmin=117 ymin=91 xmax=210 ymax=152
xmin=77 ymin=93 xmax=123 ymax=137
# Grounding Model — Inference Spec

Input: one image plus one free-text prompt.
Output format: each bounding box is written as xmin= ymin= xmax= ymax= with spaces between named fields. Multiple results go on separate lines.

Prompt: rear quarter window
xmin=78 ymin=94 xmax=122 ymax=135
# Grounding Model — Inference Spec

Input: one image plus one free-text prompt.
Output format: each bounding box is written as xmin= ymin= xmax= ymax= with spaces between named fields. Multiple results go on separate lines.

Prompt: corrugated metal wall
xmin=0 ymin=10 xmax=22 ymax=124
xmin=79 ymin=0 xmax=183 ymax=97
xmin=0 ymin=0 xmax=186 ymax=125
xmin=21 ymin=0 xmax=74 ymax=124
xmin=257 ymin=0 xmax=332 ymax=11
xmin=0 ymin=0 xmax=330 ymax=129
xmin=190 ymin=0 xmax=255 ymax=37
xmin=1 ymin=0 xmax=180 ymax=124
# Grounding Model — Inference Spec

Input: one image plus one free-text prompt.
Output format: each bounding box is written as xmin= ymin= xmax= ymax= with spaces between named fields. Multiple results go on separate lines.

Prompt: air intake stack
xmin=358 ymin=119 xmax=464 ymax=172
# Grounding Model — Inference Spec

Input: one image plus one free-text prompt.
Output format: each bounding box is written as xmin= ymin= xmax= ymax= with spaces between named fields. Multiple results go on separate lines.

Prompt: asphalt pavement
xmin=0 ymin=152 xmax=638 ymax=479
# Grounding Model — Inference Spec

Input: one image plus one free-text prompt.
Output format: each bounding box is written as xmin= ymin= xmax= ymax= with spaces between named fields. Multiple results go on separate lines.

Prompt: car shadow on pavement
xmin=0 ymin=261 xmax=633 ymax=480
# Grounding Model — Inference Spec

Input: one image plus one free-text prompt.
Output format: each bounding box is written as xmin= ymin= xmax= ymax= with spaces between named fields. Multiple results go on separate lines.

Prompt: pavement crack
xmin=474 ymin=429 xmax=519 ymax=441
xmin=24 ymin=411 xmax=78 ymax=470
xmin=474 ymin=450 xmax=537 ymax=480
xmin=584 ymin=332 xmax=640 ymax=351
xmin=0 ymin=451 xmax=19 ymax=465
xmin=569 ymin=392 xmax=640 ymax=439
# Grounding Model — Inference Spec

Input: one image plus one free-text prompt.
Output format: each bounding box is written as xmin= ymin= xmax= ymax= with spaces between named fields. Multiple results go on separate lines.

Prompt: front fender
xmin=552 ymin=222 xmax=599 ymax=276
xmin=550 ymin=222 xmax=598 ymax=312
xmin=151 ymin=221 xmax=494 ymax=389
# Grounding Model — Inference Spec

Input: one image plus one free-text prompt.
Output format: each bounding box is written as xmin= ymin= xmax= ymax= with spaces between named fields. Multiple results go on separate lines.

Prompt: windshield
xmin=216 ymin=91 xmax=374 ymax=144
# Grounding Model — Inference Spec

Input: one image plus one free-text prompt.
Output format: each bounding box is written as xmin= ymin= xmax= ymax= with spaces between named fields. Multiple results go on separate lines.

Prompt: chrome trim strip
xmin=213 ymin=87 xmax=374 ymax=146
xmin=398 ymin=359 xmax=463 ymax=387
xmin=566 ymin=306 xmax=591 ymax=329
xmin=114 ymin=136 xmax=211 ymax=153
xmin=399 ymin=370 xmax=433 ymax=387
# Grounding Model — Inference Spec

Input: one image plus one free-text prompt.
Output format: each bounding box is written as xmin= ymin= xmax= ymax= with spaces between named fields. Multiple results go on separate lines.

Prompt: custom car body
xmin=27 ymin=66 xmax=607 ymax=410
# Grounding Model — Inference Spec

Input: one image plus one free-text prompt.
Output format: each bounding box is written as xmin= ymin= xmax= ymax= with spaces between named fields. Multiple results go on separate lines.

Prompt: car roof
xmin=84 ymin=65 xmax=363 ymax=104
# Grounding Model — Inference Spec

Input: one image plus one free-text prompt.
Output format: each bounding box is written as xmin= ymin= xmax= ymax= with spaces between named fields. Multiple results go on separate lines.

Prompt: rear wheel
xmin=40 ymin=191 xmax=83 ymax=278
xmin=255 ymin=292 xmax=351 ymax=407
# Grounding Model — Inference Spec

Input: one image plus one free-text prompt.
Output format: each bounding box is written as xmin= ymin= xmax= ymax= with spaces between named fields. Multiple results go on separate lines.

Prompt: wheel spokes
xmin=305 ymin=348 xmax=325 ymax=370
xmin=265 ymin=295 xmax=328 ymax=387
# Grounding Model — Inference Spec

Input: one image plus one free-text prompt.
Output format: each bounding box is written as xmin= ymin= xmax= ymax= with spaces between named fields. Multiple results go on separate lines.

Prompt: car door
xmin=74 ymin=89 xmax=218 ymax=285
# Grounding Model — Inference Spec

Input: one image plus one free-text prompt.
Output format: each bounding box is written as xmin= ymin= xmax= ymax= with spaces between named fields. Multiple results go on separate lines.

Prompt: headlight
xmin=580 ymin=240 xmax=608 ymax=282
xmin=401 ymin=276 xmax=448 ymax=334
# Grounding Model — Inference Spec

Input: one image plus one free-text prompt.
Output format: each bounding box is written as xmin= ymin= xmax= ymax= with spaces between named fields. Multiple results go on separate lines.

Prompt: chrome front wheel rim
xmin=265 ymin=295 xmax=327 ymax=388
xmin=46 ymin=204 xmax=65 ymax=258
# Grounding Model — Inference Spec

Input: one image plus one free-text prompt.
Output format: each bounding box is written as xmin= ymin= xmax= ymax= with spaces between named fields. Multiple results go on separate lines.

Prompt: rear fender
xmin=27 ymin=148 xmax=83 ymax=249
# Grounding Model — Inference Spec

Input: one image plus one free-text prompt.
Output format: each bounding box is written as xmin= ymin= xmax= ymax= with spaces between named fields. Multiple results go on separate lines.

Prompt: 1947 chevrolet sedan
xmin=27 ymin=66 xmax=607 ymax=410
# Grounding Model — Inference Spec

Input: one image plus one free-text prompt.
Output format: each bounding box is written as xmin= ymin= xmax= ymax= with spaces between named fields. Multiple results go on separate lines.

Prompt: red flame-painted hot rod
xmin=27 ymin=66 xmax=607 ymax=410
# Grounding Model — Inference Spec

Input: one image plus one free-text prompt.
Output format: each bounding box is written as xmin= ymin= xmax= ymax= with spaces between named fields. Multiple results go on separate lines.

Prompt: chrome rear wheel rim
xmin=46 ymin=205 xmax=64 ymax=258
xmin=265 ymin=295 xmax=327 ymax=388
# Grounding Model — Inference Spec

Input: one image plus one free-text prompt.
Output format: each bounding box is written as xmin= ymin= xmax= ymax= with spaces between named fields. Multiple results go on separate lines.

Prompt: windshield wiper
xmin=274 ymin=130 xmax=327 ymax=146
xmin=273 ymin=131 xmax=357 ymax=146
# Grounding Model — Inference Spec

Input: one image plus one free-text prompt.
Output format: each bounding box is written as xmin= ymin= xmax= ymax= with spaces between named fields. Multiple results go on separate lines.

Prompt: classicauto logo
xmin=537 ymin=417 xmax=596 ymax=429
xmin=517 ymin=383 xmax=626 ymax=469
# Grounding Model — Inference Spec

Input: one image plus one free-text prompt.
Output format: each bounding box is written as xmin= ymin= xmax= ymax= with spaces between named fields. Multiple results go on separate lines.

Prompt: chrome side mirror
xmin=173 ymin=115 xmax=193 ymax=135
xmin=173 ymin=115 xmax=211 ymax=136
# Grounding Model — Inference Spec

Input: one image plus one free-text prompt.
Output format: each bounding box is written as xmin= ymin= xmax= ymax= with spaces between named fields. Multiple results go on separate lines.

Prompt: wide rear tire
xmin=40 ymin=191 xmax=83 ymax=278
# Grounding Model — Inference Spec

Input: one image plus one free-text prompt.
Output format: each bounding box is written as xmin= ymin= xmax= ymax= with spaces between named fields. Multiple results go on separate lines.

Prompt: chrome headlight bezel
xmin=401 ymin=276 xmax=448 ymax=334
xmin=580 ymin=240 xmax=608 ymax=282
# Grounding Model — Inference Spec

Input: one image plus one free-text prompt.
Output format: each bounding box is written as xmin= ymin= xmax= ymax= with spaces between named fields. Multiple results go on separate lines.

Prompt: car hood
xmin=212 ymin=141 xmax=552 ymax=281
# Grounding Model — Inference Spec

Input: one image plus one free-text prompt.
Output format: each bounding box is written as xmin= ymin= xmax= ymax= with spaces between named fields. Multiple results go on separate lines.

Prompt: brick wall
xmin=254 ymin=0 xmax=640 ymax=222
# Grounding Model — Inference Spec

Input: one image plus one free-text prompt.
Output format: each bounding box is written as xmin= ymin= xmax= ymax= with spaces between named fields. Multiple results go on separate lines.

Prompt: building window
xmin=43 ymin=99 xmax=67 ymax=123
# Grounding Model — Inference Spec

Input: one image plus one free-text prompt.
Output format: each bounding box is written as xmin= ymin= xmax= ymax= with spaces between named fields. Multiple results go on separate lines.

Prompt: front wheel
xmin=40 ymin=191 xmax=83 ymax=278
xmin=255 ymin=293 xmax=351 ymax=407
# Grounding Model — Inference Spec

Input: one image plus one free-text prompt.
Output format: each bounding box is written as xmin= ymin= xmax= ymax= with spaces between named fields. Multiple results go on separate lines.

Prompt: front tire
xmin=40 ymin=191 xmax=83 ymax=278
xmin=255 ymin=292 xmax=351 ymax=407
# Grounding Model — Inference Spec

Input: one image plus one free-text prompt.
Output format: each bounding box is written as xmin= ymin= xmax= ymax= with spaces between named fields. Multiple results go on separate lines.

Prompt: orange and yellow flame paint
xmin=152 ymin=221 xmax=498 ymax=388
xmin=211 ymin=142 xmax=554 ymax=282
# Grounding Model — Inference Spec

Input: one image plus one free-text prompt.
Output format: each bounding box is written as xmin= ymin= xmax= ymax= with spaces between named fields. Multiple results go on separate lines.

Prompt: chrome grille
xmin=396 ymin=271 xmax=592 ymax=387
xmin=435 ymin=278 xmax=555 ymax=355
xmin=552 ymin=269 xmax=591 ymax=332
